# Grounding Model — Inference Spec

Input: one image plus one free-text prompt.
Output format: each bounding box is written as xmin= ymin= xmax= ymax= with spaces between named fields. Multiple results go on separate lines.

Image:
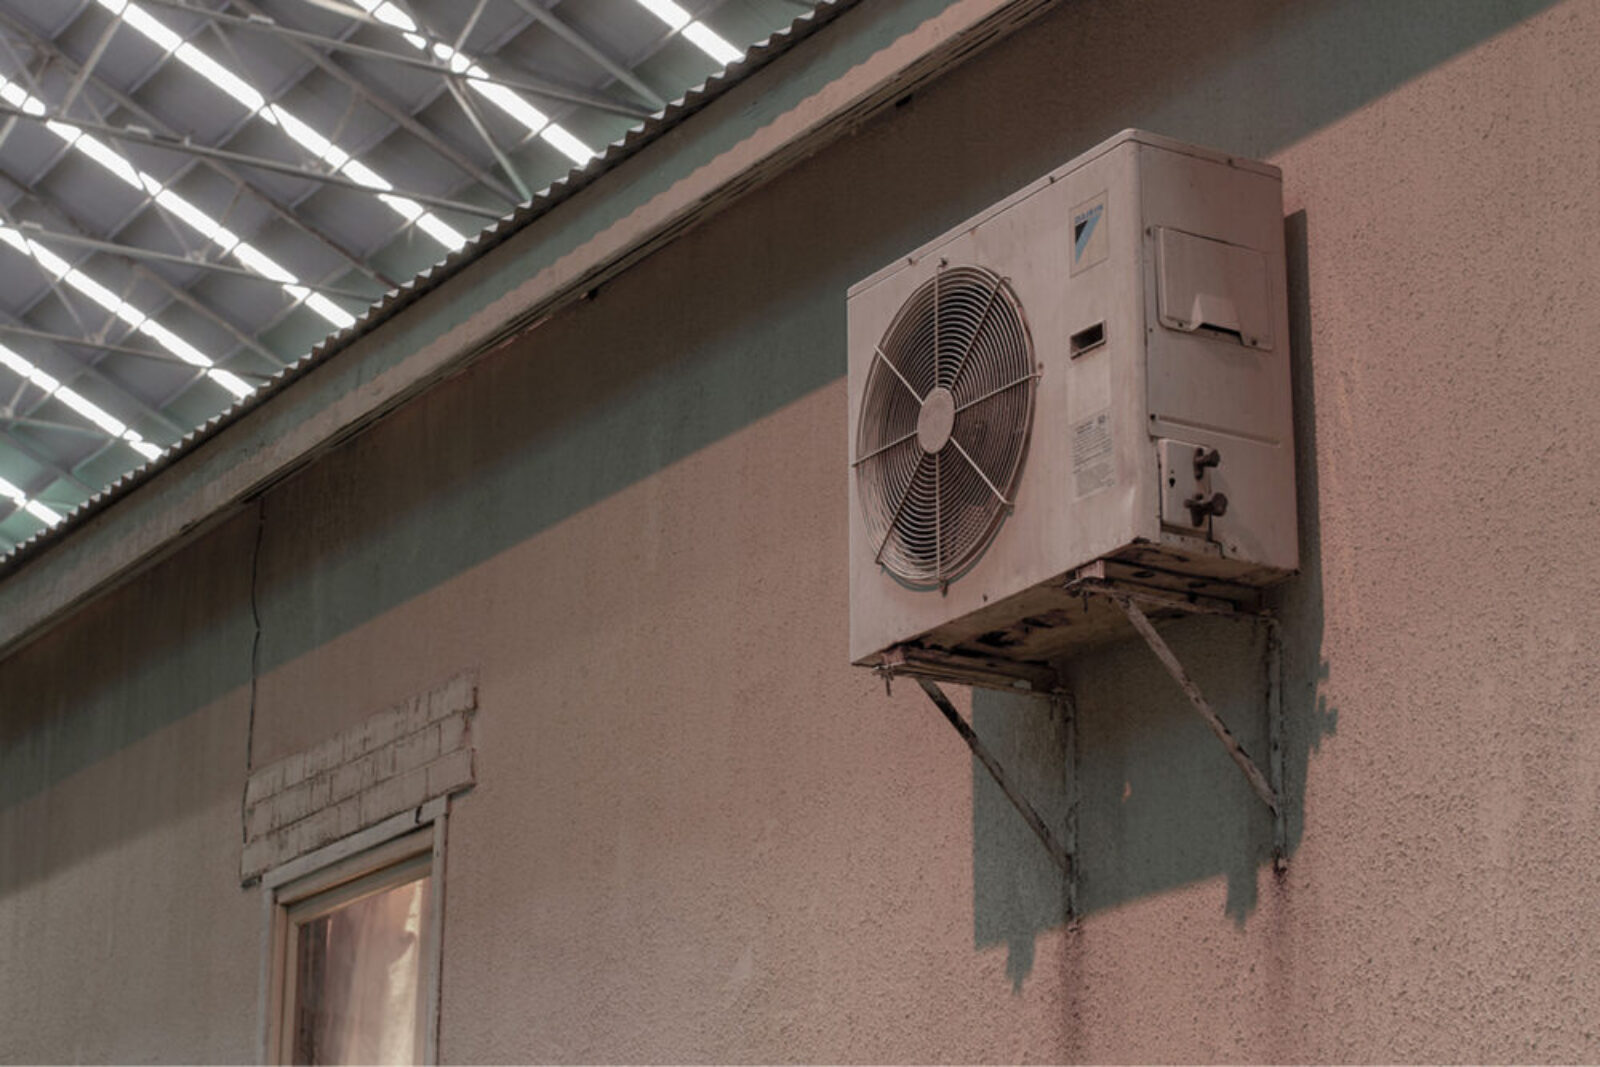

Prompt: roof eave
xmin=0 ymin=0 xmax=1056 ymax=659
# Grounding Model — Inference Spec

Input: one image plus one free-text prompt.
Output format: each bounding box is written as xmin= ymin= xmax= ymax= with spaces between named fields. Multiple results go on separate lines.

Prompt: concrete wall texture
xmin=3 ymin=0 xmax=1598 ymax=1061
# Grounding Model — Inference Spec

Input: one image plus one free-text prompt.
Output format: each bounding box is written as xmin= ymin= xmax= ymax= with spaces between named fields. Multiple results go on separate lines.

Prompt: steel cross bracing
xmin=10 ymin=0 xmax=744 ymax=308
xmin=14 ymin=221 xmax=374 ymax=297
xmin=0 ymin=13 xmax=402 ymax=290
xmin=0 ymin=319 xmax=213 ymax=430
xmin=0 ymin=14 xmax=334 ymax=484
xmin=440 ymin=71 xmax=529 ymax=202
xmin=0 ymin=167 xmax=300 ymax=377
xmin=0 ymin=105 xmax=508 ymax=218
xmin=0 ymin=194 xmax=215 ymax=443
xmin=80 ymin=2 xmax=482 ymax=282
xmin=403 ymin=0 xmax=535 ymax=200
xmin=35 ymin=0 xmax=695 ymax=285
xmin=0 ymin=321 xmax=262 ymax=375
xmin=0 ymin=18 xmax=366 ymax=524
xmin=0 ymin=0 xmax=814 ymax=540
xmin=203 ymin=0 xmax=680 ymax=322
xmin=138 ymin=0 xmax=655 ymax=119
xmin=503 ymin=0 xmax=665 ymax=111
xmin=7 ymin=7 xmax=477 ymax=400
xmin=223 ymin=0 xmax=526 ymax=208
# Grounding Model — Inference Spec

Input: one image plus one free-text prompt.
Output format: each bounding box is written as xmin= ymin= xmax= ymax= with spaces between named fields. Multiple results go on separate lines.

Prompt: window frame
xmin=257 ymin=799 xmax=449 ymax=1066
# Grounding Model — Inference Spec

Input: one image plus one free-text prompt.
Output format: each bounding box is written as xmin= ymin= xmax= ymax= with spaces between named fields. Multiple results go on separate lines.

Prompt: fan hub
xmin=917 ymin=387 xmax=956 ymax=453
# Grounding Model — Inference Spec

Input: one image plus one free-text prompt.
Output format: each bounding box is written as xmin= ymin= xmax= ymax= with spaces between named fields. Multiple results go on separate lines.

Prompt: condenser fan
xmin=854 ymin=265 xmax=1037 ymax=587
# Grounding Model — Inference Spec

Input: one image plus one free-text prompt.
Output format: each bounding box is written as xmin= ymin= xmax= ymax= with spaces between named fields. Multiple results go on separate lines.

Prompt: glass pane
xmin=291 ymin=873 xmax=431 ymax=1066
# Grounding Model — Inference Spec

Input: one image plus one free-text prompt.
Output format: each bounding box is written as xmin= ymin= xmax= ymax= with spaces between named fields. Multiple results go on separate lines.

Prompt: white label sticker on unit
xmin=1070 ymin=192 xmax=1108 ymax=275
xmin=1072 ymin=409 xmax=1116 ymax=498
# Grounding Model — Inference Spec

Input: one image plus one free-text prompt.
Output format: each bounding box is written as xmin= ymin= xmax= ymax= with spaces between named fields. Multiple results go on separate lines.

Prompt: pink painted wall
xmin=4 ymin=0 xmax=1599 ymax=1061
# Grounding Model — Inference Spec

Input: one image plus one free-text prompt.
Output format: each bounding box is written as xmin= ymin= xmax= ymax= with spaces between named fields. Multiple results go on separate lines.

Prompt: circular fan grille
xmin=854 ymin=265 xmax=1036 ymax=587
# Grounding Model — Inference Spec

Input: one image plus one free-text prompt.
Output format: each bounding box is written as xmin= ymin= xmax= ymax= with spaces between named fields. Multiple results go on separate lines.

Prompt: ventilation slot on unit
xmin=1070 ymin=321 xmax=1106 ymax=358
xmin=854 ymin=266 xmax=1036 ymax=587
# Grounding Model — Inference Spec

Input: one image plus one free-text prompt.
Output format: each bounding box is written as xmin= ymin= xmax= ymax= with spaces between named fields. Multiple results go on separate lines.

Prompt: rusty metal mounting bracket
xmin=912 ymin=676 xmax=1079 ymax=918
xmin=882 ymin=566 xmax=1287 ymax=907
xmin=1073 ymin=581 xmax=1286 ymax=870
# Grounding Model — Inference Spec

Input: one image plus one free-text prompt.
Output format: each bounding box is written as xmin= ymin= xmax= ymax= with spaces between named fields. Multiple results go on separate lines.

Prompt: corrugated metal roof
xmin=0 ymin=0 xmax=835 ymax=563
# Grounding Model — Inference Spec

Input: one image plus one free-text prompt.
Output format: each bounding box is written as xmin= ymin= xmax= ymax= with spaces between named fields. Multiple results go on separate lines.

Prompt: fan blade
xmin=944 ymin=274 xmax=1006 ymax=391
xmin=874 ymin=452 xmax=934 ymax=565
xmin=937 ymin=448 xmax=992 ymax=576
xmin=933 ymin=450 xmax=942 ymax=580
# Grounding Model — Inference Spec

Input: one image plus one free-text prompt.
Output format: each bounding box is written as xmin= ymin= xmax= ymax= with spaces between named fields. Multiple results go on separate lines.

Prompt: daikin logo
xmin=1073 ymin=203 xmax=1104 ymax=262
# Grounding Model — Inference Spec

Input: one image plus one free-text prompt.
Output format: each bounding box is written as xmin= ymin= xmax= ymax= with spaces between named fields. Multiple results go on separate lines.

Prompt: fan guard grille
xmin=854 ymin=265 xmax=1036 ymax=587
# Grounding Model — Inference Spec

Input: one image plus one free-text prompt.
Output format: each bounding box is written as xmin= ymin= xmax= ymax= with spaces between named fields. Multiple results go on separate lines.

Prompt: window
xmin=264 ymin=815 xmax=445 ymax=1065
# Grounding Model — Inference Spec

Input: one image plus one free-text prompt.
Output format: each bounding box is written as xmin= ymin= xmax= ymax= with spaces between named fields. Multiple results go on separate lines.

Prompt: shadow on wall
xmin=0 ymin=509 xmax=255 ymax=897
xmin=970 ymin=211 xmax=1338 ymax=989
xmin=248 ymin=0 xmax=1562 ymax=687
xmin=0 ymin=0 xmax=1558 ymax=909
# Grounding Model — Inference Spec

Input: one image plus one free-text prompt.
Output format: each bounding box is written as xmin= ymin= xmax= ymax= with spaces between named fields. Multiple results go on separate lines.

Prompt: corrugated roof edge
xmin=0 ymin=0 xmax=856 ymax=577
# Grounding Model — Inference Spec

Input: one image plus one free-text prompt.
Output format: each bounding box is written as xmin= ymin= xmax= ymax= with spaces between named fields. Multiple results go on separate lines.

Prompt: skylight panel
xmin=0 ymin=474 xmax=64 ymax=528
xmin=0 ymin=74 xmax=355 ymax=331
xmin=304 ymin=292 xmax=361 ymax=325
xmin=172 ymin=42 xmax=268 ymax=112
xmin=632 ymin=0 xmax=743 ymax=65
xmin=111 ymin=0 xmax=183 ymax=52
xmin=0 ymin=345 xmax=59 ymax=391
xmin=537 ymin=125 xmax=596 ymax=168
xmin=0 ymin=340 xmax=162 ymax=464
xmin=345 ymin=0 xmax=598 ymax=166
xmin=54 ymin=124 xmax=144 ymax=188
xmin=466 ymin=82 xmax=551 ymax=141
xmin=0 ymin=80 xmax=45 ymax=115
xmin=415 ymin=214 xmax=468 ymax=252
xmin=97 ymin=0 xmax=474 ymax=252
xmin=681 ymin=22 xmax=744 ymax=67
xmin=635 ymin=0 xmax=691 ymax=32
xmin=0 ymin=224 xmax=257 ymax=400
xmin=53 ymin=385 xmax=127 ymax=437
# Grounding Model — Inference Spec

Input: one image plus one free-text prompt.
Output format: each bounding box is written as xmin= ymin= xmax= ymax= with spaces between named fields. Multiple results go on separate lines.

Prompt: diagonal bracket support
xmin=1105 ymin=592 xmax=1287 ymax=870
xmin=886 ymin=564 xmax=1287 ymax=907
xmin=914 ymin=677 xmax=1077 ymax=912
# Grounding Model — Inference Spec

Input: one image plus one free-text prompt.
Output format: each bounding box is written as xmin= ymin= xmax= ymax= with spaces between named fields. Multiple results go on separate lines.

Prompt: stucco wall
xmin=4 ymin=0 xmax=1599 ymax=1061
xmin=0 ymin=512 xmax=260 ymax=1063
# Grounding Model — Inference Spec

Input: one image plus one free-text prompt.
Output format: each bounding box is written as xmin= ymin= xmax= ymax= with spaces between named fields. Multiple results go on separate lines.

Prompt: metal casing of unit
xmin=847 ymin=129 xmax=1297 ymax=674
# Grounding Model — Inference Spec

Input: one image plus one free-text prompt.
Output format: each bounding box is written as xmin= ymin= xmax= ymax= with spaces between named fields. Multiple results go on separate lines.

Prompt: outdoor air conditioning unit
xmin=848 ymin=130 xmax=1297 ymax=686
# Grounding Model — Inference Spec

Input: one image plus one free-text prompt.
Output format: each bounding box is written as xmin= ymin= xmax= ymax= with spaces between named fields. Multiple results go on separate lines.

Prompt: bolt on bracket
xmin=892 ymin=569 xmax=1288 ymax=912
